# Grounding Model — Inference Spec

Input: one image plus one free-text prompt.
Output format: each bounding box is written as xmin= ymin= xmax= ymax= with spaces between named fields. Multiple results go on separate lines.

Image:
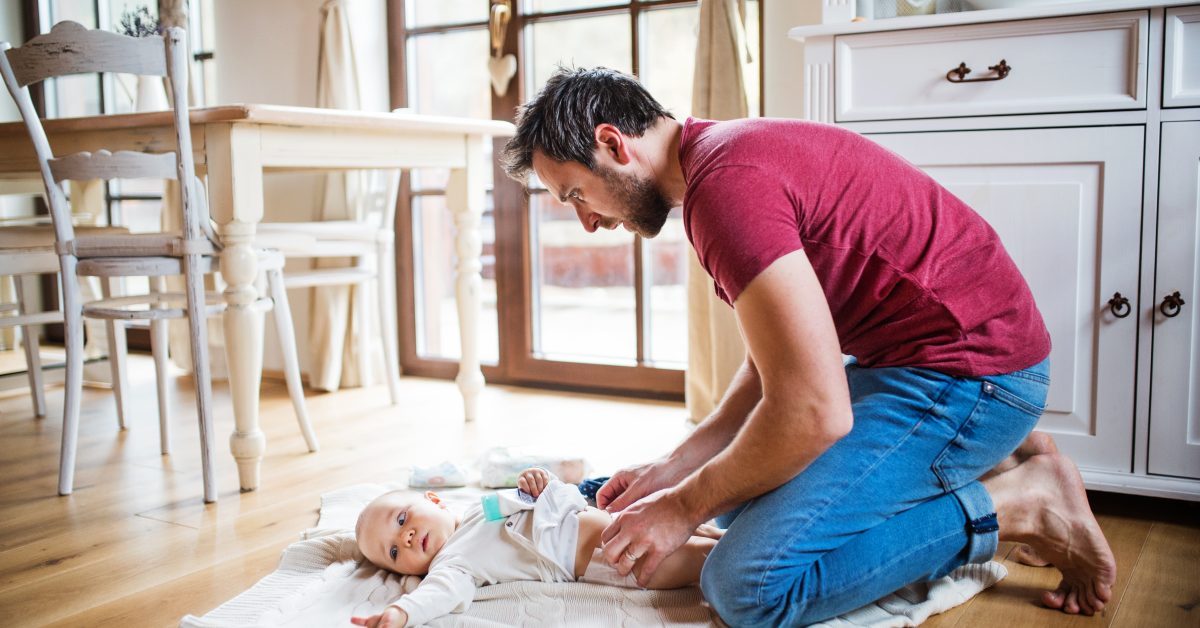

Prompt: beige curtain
xmin=686 ymin=0 xmax=752 ymax=424
xmin=308 ymin=0 xmax=378 ymax=391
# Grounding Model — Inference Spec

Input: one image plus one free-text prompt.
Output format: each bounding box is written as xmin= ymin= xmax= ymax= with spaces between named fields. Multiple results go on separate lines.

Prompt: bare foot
xmin=982 ymin=432 xmax=1059 ymax=566
xmin=983 ymin=453 xmax=1117 ymax=616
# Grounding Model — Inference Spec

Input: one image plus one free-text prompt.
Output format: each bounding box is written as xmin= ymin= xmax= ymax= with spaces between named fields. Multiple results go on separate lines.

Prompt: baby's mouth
xmin=422 ymin=534 xmax=428 ymax=552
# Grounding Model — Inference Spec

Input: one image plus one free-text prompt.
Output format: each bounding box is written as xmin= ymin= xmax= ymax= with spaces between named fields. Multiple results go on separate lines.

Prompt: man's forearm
xmin=675 ymin=396 xmax=851 ymax=523
xmin=667 ymin=358 xmax=763 ymax=475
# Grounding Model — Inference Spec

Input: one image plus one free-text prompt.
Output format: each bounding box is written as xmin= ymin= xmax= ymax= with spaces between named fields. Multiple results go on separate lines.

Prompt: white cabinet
xmin=1149 ymin=121 xmax=1200 ymax=479
xmin=784 ymin=2 xmax=1200 ymax=499
xmin=869 ymin=127 xmax=1143 ymax=472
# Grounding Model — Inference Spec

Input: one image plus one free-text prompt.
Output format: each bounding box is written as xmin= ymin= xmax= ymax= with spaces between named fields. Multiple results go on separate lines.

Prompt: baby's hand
xmin=351 ymin=606 xmax=407 ymax=628
xmin=517 ymin=467 xmax=551 ymax=498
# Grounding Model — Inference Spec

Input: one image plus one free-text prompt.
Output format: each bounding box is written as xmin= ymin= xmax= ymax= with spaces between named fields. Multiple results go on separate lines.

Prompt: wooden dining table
xmin=0 ymin=104 xmax=514 ymax=493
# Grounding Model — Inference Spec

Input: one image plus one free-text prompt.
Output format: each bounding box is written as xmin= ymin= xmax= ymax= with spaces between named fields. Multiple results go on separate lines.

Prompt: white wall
xmin=212 ymin=0 xmax=390 ymax=375
xmin=763 ymin=1 xmax=820 ymax=117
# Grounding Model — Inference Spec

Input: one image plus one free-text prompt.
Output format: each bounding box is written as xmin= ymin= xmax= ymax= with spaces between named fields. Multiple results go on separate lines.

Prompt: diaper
xmin=578 ymin=547 xmax=642 ymax=589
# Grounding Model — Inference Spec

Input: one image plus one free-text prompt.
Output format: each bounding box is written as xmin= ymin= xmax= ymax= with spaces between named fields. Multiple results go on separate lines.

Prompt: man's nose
xmin=575 ymin=206 xmax=598 ymax=233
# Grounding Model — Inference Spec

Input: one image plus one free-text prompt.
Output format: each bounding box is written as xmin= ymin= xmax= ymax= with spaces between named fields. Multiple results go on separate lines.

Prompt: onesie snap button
xmin=506 ymin=521 xmax=513 ymax=527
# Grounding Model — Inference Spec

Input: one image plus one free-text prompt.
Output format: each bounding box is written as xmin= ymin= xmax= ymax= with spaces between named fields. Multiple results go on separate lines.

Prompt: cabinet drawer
xmin=1165 ymin=5 xmax=1200 ymax=108
xmin=834 ymin=11 xmax=1147 ymax=122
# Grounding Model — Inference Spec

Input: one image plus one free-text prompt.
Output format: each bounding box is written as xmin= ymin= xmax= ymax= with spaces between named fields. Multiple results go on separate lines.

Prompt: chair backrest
xmin=0 ymin=21 xmax=204 ymax=250
xmin=361 ymin=169 xmax=402 ymax=234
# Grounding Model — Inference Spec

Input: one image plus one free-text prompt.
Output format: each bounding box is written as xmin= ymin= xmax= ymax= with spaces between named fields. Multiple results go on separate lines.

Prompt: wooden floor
xmin=0 ymin=353 xmax=1197 ymax=627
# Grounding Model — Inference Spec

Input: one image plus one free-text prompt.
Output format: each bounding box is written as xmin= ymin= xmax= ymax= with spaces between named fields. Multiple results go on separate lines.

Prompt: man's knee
xmin=700 ymin=539 xmax=804 ymax=626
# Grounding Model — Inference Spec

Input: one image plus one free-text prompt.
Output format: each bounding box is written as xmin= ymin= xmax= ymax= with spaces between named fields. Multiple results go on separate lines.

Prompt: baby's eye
xmin=390 ymin=546 xmax=398 ymax=560
xmin=397 ymin=511 xmax=407 ymax=526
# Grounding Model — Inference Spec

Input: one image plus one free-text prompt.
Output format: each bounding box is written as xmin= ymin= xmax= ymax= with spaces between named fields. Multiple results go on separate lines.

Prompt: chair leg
xmin=150 ymin=276 xmax=171 ymax=455
xmin=58 ymin=257 xmax=85 ymax=496
xmin=100 ymin=278 xmax=130 ymax=430
xmin=14 ymin=275 xmax=47 ymax=418
xmin=183 ymin=255 xmax=218 ymax=503
xmin=376 ymin=243 xmax=402 ymax=405
xmin=267 ymin=269 xmax=318 ymax=452
xmin=352 ymin=272 xmax=372 ymax=387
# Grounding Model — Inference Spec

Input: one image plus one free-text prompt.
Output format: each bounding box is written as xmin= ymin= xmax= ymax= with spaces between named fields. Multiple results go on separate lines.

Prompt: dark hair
xmin=501 ymin=67 xmax=673 ymax=186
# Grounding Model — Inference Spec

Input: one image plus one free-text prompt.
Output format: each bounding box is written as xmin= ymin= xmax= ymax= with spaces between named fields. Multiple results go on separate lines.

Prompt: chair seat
xmin=76 ymin=247 xmax=285 ymax=278
xmin=81 ymin=290 xmax=231 ymax=321
xmin=70 ymin=232 xmax=217 ymax=258
xmin=0 ymin=224 xmax=128 ymax=248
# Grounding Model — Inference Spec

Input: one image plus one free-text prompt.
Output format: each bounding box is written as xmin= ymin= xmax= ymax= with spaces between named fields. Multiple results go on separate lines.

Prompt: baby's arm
xmin=351 ymin=568 xmax=475 ymax=628
xmin=517 ymin=467 xmax=554 ymax=498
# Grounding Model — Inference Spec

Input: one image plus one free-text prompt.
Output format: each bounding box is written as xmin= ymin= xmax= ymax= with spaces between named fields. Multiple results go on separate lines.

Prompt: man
xmin=500 ymin=67 xmax=1116 ymax=626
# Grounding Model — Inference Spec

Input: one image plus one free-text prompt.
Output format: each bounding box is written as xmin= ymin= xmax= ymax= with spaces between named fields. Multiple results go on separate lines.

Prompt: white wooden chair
xmin=0 ymin=21 xmax=317 ymax=503
xmin=256 ymin=170 xmax=402 ymax=404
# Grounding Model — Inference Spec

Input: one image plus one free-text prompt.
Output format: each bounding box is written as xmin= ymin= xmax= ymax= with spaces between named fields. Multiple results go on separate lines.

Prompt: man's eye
xmin=390 ymin=546 xmax=398 ymax=560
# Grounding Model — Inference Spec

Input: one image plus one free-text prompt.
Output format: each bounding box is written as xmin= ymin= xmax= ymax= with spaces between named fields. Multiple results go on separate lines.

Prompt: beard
xmin=595 ymin=165 xmax=675 ymax=238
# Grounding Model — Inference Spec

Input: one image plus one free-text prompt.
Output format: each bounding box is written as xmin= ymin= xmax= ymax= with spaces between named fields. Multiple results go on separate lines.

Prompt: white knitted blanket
xmin=179 ymin=484 xmax=1006 ymax=627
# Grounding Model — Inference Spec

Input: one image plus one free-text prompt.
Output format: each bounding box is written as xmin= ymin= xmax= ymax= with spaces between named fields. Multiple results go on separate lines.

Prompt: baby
xmin=350 ymin=467 xmax=718 ymax=628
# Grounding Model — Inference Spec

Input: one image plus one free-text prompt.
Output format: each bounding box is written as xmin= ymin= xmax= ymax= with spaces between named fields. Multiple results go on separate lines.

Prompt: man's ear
xmin=594 ymin=123 xmax=632 ymax=166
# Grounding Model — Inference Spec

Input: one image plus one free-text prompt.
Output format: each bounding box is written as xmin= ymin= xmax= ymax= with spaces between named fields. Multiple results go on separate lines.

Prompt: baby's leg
xmin=574 ymin=507 xmax=718 ymax=589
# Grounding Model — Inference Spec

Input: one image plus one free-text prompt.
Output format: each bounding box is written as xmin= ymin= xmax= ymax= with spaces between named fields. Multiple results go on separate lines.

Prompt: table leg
xmin=446 ymin=136 xmax=487 ymax=421
xmin=206 ymin=123 xmax=268 ymax=491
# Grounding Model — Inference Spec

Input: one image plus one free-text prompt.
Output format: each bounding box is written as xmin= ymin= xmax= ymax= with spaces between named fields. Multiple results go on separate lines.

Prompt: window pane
xmin=50 ymin=74 xmax=101 ymax=118
xmin=109 ymin=0 xmax=159 ymax=33
xmin=527 ymin=14 xmax=632 ymax=94
xmin=408 ymin=29 xmax=491 ymax=120
xmin=51 ymin=0 xmax=97 ymax=28
xmin=413 ymin=194 xmax=499 ymax=364
xmin=525 ymin=0 xmax=628 ymax=14
xmin=646 ymin=212 xmax=686 ymax=367
xmin=530 ymin=192 xmax=636 ymax=363
xmin=639 ymin=5 xmax=699 ymax=119
xmin=407 ymin=0 xmax=488 ymax=28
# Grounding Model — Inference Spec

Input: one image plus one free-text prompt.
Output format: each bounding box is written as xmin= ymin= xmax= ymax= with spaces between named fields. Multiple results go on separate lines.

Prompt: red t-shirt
xmin=680 ymin=117 xmax=1051 ymax=377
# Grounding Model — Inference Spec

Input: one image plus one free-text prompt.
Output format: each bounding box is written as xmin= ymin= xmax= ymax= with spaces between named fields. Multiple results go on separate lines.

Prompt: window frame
xmin=389 ymin=0 xmax=763 ymax=399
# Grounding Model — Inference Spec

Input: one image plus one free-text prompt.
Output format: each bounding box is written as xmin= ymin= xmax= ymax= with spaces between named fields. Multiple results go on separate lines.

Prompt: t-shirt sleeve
xmin=392 ymin=567 xmax=477 ymax=627
xmin=686 ymin=165 xmax=803 ymax=306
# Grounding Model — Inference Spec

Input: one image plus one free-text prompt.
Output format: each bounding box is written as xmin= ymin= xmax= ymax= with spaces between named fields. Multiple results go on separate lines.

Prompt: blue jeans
xmin=700 ymin=358 xmax=1050 ymax=626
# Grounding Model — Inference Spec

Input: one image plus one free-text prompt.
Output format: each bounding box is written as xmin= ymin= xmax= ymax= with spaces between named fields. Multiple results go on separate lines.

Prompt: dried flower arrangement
xmin=117 ymin=6 xmax=160 ymax=38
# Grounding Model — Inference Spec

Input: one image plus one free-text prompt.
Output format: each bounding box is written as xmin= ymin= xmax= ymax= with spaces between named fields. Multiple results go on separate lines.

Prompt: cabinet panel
xmin=869 ymin=127 xmax=1144 ymax=472
xmin=1149 ymin=121 xmax=1200 ymax=480
xmin=1164 ymin=6 xmax=1200 ymax=108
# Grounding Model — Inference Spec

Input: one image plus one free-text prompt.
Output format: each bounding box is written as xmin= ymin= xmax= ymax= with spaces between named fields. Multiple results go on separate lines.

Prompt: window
xmin=393 ymin=0 xmax=761 ymax=396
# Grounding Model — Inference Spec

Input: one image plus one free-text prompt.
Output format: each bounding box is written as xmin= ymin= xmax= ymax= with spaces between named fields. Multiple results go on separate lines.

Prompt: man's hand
xmin=517 ymin=467 xmax=551 ymax=498
xmin=351 ymin=606 xmax=407 ymax=628
xmin=596 ymin=460 xmax=684 ymax=513
xmin=600 ymin=488 xmax=697 ymax=587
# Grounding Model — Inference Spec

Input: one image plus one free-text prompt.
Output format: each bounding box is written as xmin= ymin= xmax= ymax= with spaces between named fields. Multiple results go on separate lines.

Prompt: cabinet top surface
xmin=788 ymin=0 xmax=1196 ymax=40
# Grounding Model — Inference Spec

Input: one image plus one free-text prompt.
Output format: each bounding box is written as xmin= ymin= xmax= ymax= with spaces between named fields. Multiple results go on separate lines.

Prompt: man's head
xmin=355 ymin=490 xmax=457 ymax=575
xmin=501 ymin=67 xmax=678 ymax=238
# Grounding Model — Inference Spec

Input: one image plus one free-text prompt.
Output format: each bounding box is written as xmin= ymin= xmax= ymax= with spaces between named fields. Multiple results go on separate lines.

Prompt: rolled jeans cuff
xmin=954 ymin=481 xmax=999 ymax=564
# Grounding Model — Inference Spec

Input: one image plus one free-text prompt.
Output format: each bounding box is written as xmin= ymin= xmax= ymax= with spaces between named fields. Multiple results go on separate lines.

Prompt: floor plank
xmin=1110 ymin=522 xmax=1200 ymax=628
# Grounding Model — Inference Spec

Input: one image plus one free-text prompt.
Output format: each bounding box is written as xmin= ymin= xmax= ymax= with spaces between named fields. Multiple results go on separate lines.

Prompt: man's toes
xmin=1042 ymin=588 xmax=1066 ymax=609
xmin=1064 ymin=589 xmax=1081 ymax=614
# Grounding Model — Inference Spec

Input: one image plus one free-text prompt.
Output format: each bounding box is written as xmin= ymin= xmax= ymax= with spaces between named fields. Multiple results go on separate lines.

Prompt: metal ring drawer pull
xmin=1160 ymin=291 xmax=1185 ymax=318
xmin=946 ymin=59 xmax=1012 ymax=83
xmin=1106 ymin=292 xmax=1131 ymax=319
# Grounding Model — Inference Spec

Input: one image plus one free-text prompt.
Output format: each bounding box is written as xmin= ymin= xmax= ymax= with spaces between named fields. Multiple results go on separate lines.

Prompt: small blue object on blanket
xmin=577 ymin=477 xmax=609 ymax=506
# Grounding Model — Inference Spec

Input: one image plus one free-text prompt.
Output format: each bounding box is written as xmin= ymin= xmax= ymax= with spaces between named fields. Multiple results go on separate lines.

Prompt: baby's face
xmin=357 ymin=491 xmax=457 ymax=575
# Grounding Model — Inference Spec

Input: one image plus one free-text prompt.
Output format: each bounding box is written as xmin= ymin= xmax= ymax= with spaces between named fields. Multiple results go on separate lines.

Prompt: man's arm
xmin=674 ymin=248 xmax=852 ymax=523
